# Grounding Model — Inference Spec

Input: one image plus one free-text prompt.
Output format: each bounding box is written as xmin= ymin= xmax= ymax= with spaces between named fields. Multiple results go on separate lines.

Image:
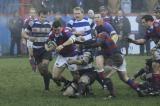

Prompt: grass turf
xmin=0 ymin=56 xmax=160 ymax=106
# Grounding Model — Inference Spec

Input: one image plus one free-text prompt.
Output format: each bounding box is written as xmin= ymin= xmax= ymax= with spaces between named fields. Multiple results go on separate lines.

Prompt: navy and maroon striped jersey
xmin=96 ymin=32 xmax=118 ymax=56
xmin=49 ymin=28 xmax=77 ymax=57
xmin=145 ymin=20 xmax=160 ymax=44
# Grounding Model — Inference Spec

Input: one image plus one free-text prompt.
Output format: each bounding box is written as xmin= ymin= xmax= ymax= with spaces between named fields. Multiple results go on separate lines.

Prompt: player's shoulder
xmin=67 ymin=18 xmax=75 ymax=24
xmin=62 ymin=28 xmax=72 ymax=35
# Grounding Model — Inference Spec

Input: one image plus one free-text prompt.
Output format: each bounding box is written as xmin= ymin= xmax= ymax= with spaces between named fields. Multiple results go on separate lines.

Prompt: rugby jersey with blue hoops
xmin=67 ymin=18 xmax=92 ymax=41
xmin=26 ymin=19 xmax=51 ymax=48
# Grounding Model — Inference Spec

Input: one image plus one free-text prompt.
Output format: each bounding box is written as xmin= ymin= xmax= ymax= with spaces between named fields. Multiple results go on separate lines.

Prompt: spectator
xmin=8 ymin=12 xmax=23 ymax=56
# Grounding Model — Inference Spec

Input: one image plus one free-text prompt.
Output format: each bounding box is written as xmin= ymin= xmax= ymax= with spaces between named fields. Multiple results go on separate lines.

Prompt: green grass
xmin=0 ymin=56 xmax=160 ymax=106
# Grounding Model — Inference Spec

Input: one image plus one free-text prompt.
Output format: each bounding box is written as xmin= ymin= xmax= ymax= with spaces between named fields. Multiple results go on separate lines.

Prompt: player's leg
xmin=38 ymin=59 xmax=51 ymax=91
xmin=96 ymin=55 xmax=116 ymax=97
xmin=152 ymin=61 xmax=160 ymax=91
xmin=114 ymin=55 xmax=141 ymax=94
xmin=52 ymin=56 xmax=70 ymax=87
xmin=27 ymin=40 xmax=36 ymax=71
xmin=36 ymin=49 xmax=52 ymax=91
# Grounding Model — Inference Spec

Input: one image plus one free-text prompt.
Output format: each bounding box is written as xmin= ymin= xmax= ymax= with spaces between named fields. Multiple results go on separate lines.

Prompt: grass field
xmin=0 ymin=56 xmax=160 ymax=106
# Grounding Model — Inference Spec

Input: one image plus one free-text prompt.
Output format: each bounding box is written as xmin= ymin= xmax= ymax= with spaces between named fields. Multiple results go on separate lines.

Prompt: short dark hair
xmin=141 ymin=15 xmax=154 ymax=22
xmin=52 ymin=21 xmax=62 ymax=28
xmin=73 ymin=7 xmax=84 ymax=13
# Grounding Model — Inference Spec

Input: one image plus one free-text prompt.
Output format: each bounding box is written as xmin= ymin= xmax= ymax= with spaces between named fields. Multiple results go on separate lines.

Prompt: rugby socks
xmin=97 ymin=70 xmax=116 ymax=96
xmin=43 ymin=74 xmax=50 ymax=90
xmin=152 ymin=74 xmax=160 ymax=91
xmin=126 ymin=79 xmax=140 ymax=91
xmin=103 ymin=78 xmax=116 ymax=97
xmin=59 ymin=76 xmax=71 ymax=92
xmin=95 ymin=72 xmax=104 ymax=87
xmin=98 ymin=71 xmax=106 ymax=80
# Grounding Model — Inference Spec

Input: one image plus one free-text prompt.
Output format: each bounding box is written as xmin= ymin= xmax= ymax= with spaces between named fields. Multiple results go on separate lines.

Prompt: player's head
xmin=38 ymin=9 xmax=47 ymax=22
xmin=73 ymin=7 xmax=84 ymax=21
xmin=99 ymin=6 xmax=109 ymax=17
xmin=29 ymin=7 xmax=37 ymax=18
xmin=52 ymin=20 xmax=62 ymax=35
xmin=141 ymin=15 xmax=154 ymax=27
xmin=94 ymin=14 xmax=103 ymax=26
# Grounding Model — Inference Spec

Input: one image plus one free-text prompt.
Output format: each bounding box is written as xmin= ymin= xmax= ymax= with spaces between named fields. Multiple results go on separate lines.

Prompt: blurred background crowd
xmin=0 ymin=0 xmax=160 ymax=56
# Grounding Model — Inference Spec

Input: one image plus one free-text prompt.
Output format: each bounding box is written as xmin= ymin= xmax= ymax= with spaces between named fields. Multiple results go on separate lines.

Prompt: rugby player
xmin=82 ymin=14 xmax=141 ymax=98
xmin=128 ymin=15 xmax=160 ymax=93
xmin=22 ymin=9 xmax=53 ymax=91
xmin=67 ymin=7 xmax=92 ymax=42
xmin=45 ymin=20 xmax=78 ymax=90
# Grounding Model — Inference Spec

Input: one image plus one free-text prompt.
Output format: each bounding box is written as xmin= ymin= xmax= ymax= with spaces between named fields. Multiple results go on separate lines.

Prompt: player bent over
xmin=127 ymin=15 xmax=160 ymax=95
xmin=45 ymin=21 xmax=79 ymax=90
xmin=83 ymin=32 xmax=142 ymax=98
xmin=63 ymin=50 xmax=102 ymax=97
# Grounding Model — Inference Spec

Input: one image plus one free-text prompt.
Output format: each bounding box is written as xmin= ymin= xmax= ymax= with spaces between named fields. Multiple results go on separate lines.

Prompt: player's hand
xmin=45 ymin=44 xmax=50 ymax=51
xmin=47 ymin=41 xmax=54 ymax=47
xmin=76 ymin=36 xmax=85 ymax=42
xmin=56 ymin=45 xmax=64 ymax=52
xmin=67 ymin=58 xmax=76 ymax=65
xmin=45 ymin=44 xmax=52 ymax=51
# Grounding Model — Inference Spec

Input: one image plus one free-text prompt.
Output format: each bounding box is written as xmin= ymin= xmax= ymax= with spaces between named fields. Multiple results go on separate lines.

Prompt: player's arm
xmin=45 ymin=40 xmax=57 ymax=51
xmin=22 ymin=28 xmax=30 ymax=39
xmin=127 ymin=38 xmax=146 ymax=45
xmin=82 ymin=38 xmax=103 ymax=49
xmin=56 ymin=34 xmax=77 ymax=52
xmin=45 ymin=32 xmax=58 ymax=52
xmin=111 ymin=32 xmax=119 ymax=43
xmin=68 ymin=52 xmax=92 ymax=65
xmin=104 ymin=23 xmax=119 ymax=43
xmin=62 ymin=35 xmax=77 ymax=46
xmin=22 ymin=21 xmax=36 ymax=42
